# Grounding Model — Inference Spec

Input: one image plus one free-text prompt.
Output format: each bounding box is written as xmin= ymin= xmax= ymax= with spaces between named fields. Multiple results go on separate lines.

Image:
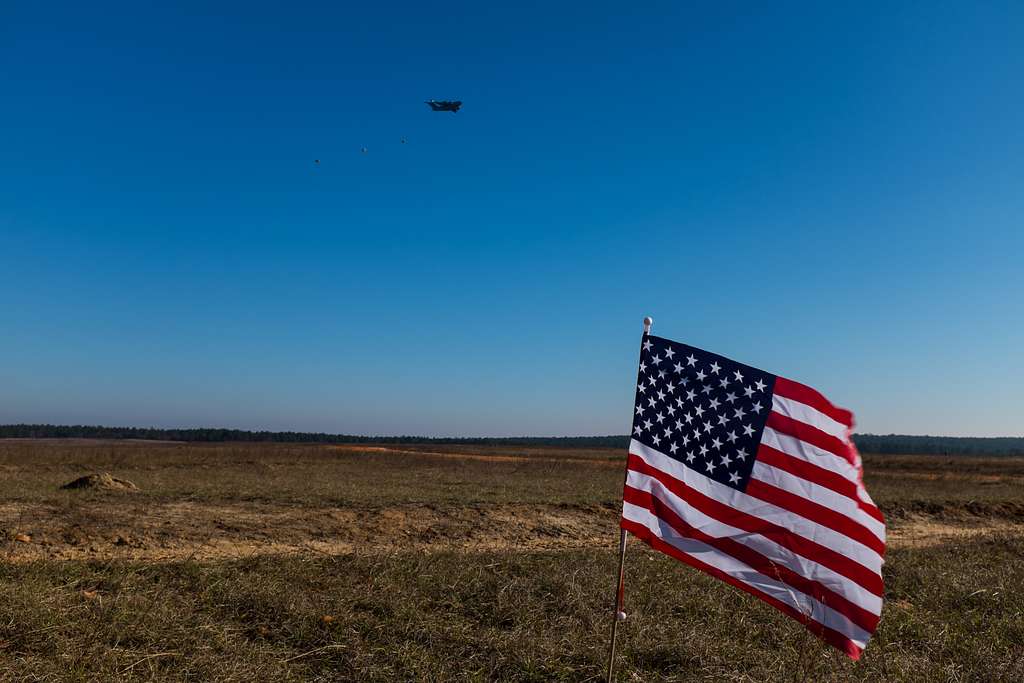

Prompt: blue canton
xmin=631 ymin=335 xmax=777 ymax=491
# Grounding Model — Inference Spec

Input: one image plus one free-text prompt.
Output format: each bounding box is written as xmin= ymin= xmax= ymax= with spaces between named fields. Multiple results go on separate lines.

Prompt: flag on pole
xmin=620 ymin=334 xmax=885 ymax=659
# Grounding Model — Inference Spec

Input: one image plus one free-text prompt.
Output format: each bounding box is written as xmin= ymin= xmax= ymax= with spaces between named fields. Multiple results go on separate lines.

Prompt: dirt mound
xmin=60 ymin=473 xmax=139 ymax=492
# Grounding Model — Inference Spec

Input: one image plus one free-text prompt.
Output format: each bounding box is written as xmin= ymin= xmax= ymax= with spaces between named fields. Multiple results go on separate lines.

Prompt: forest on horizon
xmin=1 ymin=424 xmax=1023 ymax=456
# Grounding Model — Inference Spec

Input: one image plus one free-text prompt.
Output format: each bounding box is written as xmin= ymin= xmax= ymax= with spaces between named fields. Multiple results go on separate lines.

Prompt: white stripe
xmin=623 ymin=501 xmax=870 ymax=649
xmin=629 ymin=439 xmax=883 ymax=572
xmin=761 ymin=427 xmax=861 ymax=485
xmin=772 ymin=394 xmax=851 ymax=443
xmin=857 ymin=485 xmax=878 ymax=508
xmin=763 ymin=410 xmax=880 ymax=511
xmin=751 ymin=462 xmax=886 ymax=543
xmin=626 ymin=468 xmax=883 ymax=615
xmin=760 ymin=427 xmax=883 ymax=532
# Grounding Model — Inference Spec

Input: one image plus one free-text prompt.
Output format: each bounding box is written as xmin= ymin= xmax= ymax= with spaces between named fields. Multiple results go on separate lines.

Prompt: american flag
xmin=620 ymin=333 xmax=885 ymax=659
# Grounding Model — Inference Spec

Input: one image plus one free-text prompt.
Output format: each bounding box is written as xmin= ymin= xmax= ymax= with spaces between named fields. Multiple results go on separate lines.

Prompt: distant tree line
xmin=1 ymin=424 xmax=1022 ymax=456
xmin=850 ymin=433 xmax=1024 ymax=456
xmin=0 ymin=424 xmax=626 ymax=448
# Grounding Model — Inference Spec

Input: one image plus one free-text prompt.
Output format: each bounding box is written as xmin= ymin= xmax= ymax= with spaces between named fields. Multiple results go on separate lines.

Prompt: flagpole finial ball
xmin=616 ymin=611 xmax=627 ymax=622
xmin=643 ymin=316 xmax=653 ymax=334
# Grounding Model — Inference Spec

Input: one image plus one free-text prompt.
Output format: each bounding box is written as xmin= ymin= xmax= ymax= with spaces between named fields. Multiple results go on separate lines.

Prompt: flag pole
xmin=606 ymin=315 xmax=652 ymax=683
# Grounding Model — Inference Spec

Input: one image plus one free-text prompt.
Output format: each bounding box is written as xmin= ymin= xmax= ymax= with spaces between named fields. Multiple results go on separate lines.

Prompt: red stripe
xmin=743 ymin=478 xmax=885 ymax=557
xmin=620 ymin=517 xmax=864 ymax=659
xmin=624 ymin=486 xmax=881 ymax=634
xmin=757 ymin=444 xmax=885 ymax=524
xmin=773 ymin=376 xmax=853 ymax=429
xmin=766 ymin=411 xmax=859 ymax=469
xmin=626 ymin=454 xmax=883 ymax=596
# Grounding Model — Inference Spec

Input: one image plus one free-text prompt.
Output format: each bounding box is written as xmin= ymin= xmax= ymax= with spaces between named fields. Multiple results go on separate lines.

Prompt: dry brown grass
xmin=1 ymin=440 xmax=1023 ymax=681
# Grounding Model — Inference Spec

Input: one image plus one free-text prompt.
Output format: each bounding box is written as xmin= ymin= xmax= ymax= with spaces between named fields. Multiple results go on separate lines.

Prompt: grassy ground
xmin=0 ymin=442 xmax=623 ymax=507
xmin=2 ymin=441 xmax=1024 ymax=681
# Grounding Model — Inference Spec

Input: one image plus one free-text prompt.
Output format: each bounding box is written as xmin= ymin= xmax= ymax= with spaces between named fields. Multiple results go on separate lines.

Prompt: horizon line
xmin=1 ymin=423 xmax=1022 ymax=441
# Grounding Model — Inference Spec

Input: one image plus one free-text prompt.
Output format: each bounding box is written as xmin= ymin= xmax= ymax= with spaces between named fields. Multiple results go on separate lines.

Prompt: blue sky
xmin=1 ymin=2 xmax=1021 ymax=437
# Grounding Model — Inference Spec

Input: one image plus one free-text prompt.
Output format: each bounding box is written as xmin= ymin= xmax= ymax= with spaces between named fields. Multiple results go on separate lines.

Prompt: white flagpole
xmin=606 ymin=315 xmax=652 ymax=683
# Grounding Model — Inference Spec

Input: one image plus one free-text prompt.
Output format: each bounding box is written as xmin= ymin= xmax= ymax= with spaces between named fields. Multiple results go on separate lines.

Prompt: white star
xmin=658 ymin=369 xmax=667 ymax=379
xmin=657 ymin=390 xmax=666 ymax=401
xmin=743 ymin=385 xmax=756 ymax=398
xmin=733 ymin=369 xmax=744 ymax=382
xmin=682 ymin=434 xmax=691 ymax=446
xmin=652 ymin=434 xmax=661 ymax=445
xmin=673 ymin=362 xmax=684 ymax=374
xmin=684 ymin=412 xmax=694 ymax=424
xmin=663 ymin=427 xmax=672 ymax=438
xmin=669 ymin=442 xmax=678 ymax=454
xmin=647 ymin=397 xmax=656 ymax=408
xmin=685 ymin=389 xmax=697 ymax=402
xmin=751 ymin=402 xmax=764 ymax=414
xmin=742 ymin=424 xmax=755 ymax=437
xmin=643 ymin=339 xmax=653 ymax=351
xmin=701 ymin=384 xmax=713 ymax=395
xmin=695 ymin=369 xmax=707 ymax=381
xmin=702 ymin=422 xmax=713 ymax=434
xmin=666 ymin=405 xmax=676 ymax=417
xmin=633 ymin=425 xmax=642 ymax=436
xmin=694 ymin=405 xmax=705 ymax=417
xmin=737 ymin=448 xmax=749 ymax=460
xmin=726 ymin=430 xmax=738 ymax=443
xmin=728 ymin=471 xmax=741 ymax=485
xmin=674 ymin=419 xmax=683 ymax=430
xmin=666 ymin=382 xmax=675 ymax=394
xmin=754 ymin=379 xmax=767 ymax=392
xmin=652 ymin=355 xmax=662 ymax=365
xmin=639 ymin=362 xmax=647 ymax=373
xmin=725 ymin=392 xmax=737 ymax=404
xmin=648 ymin=377 xmax=656 ymax=387
xmin=734 ymin=407 xmax=747 ymax=420
xmin=675 ymin=397 xmax=684 ymax=408
xmin=712 ymin=437 xmax=722 ymax=450
xmin=699 ymin=444 xmax=709 ymax=457
xmin=709 ymin=398 xmax=721 ymax=410
xmin=686 ymin=354 xmax=697 ymax=366
xmin=679 ymin=376 xmax=690 ymax=386
xmin=705 ymin=460 xmax=715 ymax=472
xmin=719 ymin=377 xmax=730 ymax=389
xmin=717 ymin=414 xmax=728 ymax=426
xmin=709 ymin=361 xmax=721 ymax=374
xmin=721 ymin=453 xmax=733 ymax=467
xmin=643 ymin=419 xmax=653 ymax=430
xmin=685 ymin=451 xmax=696 ymax=463
xmin=638 ymin=383 xmax=647 ymax=393
xmin=664 ymin=347 xmax=675 ymax=360
xmin=635 ymin=405 xmax=644 ymax=415
xmin=656 ymin=412 xmax=665 ymax=423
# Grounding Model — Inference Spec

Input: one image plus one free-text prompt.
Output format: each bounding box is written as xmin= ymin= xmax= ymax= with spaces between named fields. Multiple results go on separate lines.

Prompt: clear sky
xmin=2 ymin=2 xmax=1022 ymax=437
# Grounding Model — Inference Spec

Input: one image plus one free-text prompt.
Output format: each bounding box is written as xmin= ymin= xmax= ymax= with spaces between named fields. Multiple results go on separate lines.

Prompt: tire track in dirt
xmin=330 ymin=444 xmax=624 ymax=467
xmin=0 ymin=500 xmax=620 ymax=562
xmin=4 ymin=499 xmax=1020 ymax=562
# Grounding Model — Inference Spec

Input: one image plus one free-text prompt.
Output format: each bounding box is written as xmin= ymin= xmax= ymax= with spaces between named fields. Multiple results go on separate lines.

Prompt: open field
xmin=2 ymin=441 xmax=1024 ymax=681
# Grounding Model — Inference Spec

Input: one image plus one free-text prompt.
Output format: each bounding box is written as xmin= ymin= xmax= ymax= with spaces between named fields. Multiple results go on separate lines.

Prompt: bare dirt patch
xmin=5 ymin=496 xmax=1017 ymax=562
xmin=60 ymin=472 xmax=139 ymax=491
xmin=886 ymin=514 xmax=1024 ymax=548
xmin=329 ymin=444 xmax=623 ymax=466
xmin=0 ymin=500 xmax=619 ymax=562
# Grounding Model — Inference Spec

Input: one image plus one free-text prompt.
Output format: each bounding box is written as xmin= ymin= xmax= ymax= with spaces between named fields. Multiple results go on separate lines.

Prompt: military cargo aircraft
xmin=425 ymin=100 xmax=462 ymax=113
